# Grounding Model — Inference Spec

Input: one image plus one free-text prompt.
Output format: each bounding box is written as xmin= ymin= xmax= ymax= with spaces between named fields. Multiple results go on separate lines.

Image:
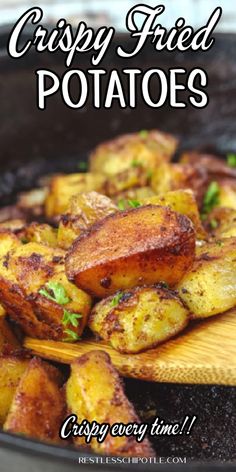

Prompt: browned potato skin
xmin=180 ymin=152 xmax=236 ymax=182
xmin=66 ymin=205 xmax=196 ymax=298
xmin=66 ymin=350 xmax=155 ymax=456
xmin=90 ymin=130 xmax=178 ymax=175
xmin=45 ymin=173 xmax=106 ymax=218
xmin=0 ymin=356 xmax=29 ymax=425
xmin=89 ymin=286 xmax=189 ymax=353
xmin=151 ymin=163 xmax=208 ymax=207
xmin=4 ymin=357 xmax=65 ymax=444
xmin=58 ymin=192 xmax=117 ymax=250
xmin=0 ymin=235 xmax=91 ymax=340
xmin=0 ymin=316 xmax=21 ymax=355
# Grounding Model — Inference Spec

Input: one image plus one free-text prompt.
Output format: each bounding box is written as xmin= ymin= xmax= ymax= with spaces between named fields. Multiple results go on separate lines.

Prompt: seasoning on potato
xmin=66 ymin=205 xmax=196 ymax=297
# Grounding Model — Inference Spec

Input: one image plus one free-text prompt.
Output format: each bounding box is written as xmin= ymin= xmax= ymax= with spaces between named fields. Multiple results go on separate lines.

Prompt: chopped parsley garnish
xmin=216 ymin=240 xmax=223 ymax=247
xmin=202 ymin=182 xmax=220 ymax=215
xmin=131 ymin=159 xmax=142 ymax=168
xmin=63 ymin=329 xmax=81 ymax=342
xmin=210 ymin=218 xmax=218 ymax=229
xmin=39 ymin=282 xmax=70 ymax=305
xmin=128 ymin=199 xmax=141 ymax=208
xmin=139 ymin=129 xmax=148 ymax=138
xmin=227 ymin=153 xmax=236 ymax=168
xmin=160 ymin=281 xmax=169 ymax=289
xmin=111 ymin=292 xmax=124 ymax=307
xmin=78 ymin=161 xmax=88 ymax=171
xmin=62 ymin=310 xmax=82 ymax=328
xmin=118 ymin=199 xmax=126 ymax=210
xmin=146 ymin=169 xmax=153 ymax=179
xmin=21 ymin=237 xmax=29 ymax=244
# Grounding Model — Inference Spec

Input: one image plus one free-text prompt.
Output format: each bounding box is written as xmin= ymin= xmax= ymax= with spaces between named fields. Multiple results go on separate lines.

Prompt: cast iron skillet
xmin=0 ymin=28 xmax=235 ymax=471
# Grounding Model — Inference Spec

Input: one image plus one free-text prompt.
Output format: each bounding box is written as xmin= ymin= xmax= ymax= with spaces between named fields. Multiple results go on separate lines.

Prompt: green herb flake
xmin=62 ymin=310 xmax=82 ymax=328
xmin=21 ymin=237 xmax=29 ymax=245
xmin=202 ymin=181 xmax=220 ymax=215
xmin=216 ymin=240 xmax=223 ymax=247
xmin=128 ymin=200 xmax=141 ymax=208
xmin=139 ymin=129 xmax=148 ymax=139
xmin=210 ymin=218 xmax=218 ymax=229
xmin=160 ymin=281 xmax=169 ymax=289
xmin=111 ymin=292 xmax=124 ymax=307
xmin=131 ymin=159 xmax=142 ymax=168
xmin=146 ymin=169 xmax=153 ymax=179
xmin=118 ymin=199 xmax=126 ymax=210
xmin=63 ymin=329 xmax=81 ymax=342
xmin=39 ymin=282 xmax=70 ymax=305
xmin=227 ymin=153 xmax=236 ymax=168
xmin=78 ymin=161 xmax=88 ymax=171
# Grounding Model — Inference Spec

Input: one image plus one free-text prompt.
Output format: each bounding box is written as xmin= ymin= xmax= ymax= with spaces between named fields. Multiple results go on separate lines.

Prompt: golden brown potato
xmin=114 ymin=186 xmax=155 ymax=205
xmin=180 ymin=152 xmax=236 ymax=183
xmin=217 ymin=184 xmax=236 ymax=210
xmin=103 ymin=167 xmax=149 ymax=197
xmin=45 ymin=173 xmax=105 ymax=218
xmin=4 ymin=357 xmax=65 ymax=444
xmin=176 ymin=238 xmax=236 ymax=318
xmin=0 ymin=219 xmax=26 ymax=234
xmin=90 ymin=130 xmax=178 ymax=175
xmin=151 ymin=163 xmax=208 ymax=207
xmin=22 ymin=223 xmax=58 ymax=247
xmin=205 ymin=207 xmax=236 ymax=238
xmin=142 ymin=189 xmax=206 ymax=240
xmin=58 ymin=192 xmax=117 ymax=250
xmin=0 ymin=316 xmax=20 ymax=355
xmin=17 ymin=188 xmax=48 ymax=218
xmin=89 ymin=286 xmax=189 ymax=353
xmin=66 ymin=350 xmax=154 ymax=456
xmin=0 ymin=356 xmax=29 ymax=425
xmin=66 ymin=205 xmax=195 ymax=298
xmin=0 ymin=235 xmax=91 ymax=341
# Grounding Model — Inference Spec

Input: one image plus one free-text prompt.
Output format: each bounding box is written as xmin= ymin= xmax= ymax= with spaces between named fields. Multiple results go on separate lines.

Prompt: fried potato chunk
xmin=89 ymin=286 xmax=189 ymax=353
xmin=58 ymin=192 xmax=117 ymax=250
xmin=45 ymin=173 xmax=105 ymax=218
xmin=0 ymin=233 xmax=91 ymax=341
xmin=66 ymin=205 xmax=195 ymax=298
xmin=151 ymin=163 xmax=208 ymax=207
xmin=176 ymin=238 xmax=236 ymax=318
xmin=142 ymin=189 xmax=206 ymax=240
xmin=217 ymin=184 xmax=236 ymax=210
xmin=21 ymin=223 xmax=58 ymax=247
xmin=205 ymin=207 xmax=236 ymax=238
xmin=90 ymin=130 xmax=178 ymax=175
xmin=66 ymin=350 xmax=154 ymax=456
xmin=17 ymin=188 xmax=48 ymax=218
xmin=103 ymin=167 xmax=149 ymax=197
xmin=0 ymin=356 xmax=29 ymax=425
xmin=0 ymin=316 xmax=20 ymax=355
xmin=4 ymin=357 xmax=65 ymax=444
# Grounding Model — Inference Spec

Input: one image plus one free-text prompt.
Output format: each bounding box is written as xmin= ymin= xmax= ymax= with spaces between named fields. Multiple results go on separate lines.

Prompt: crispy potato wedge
xmin=22 ymin=223 xmax=58 ymax=247
xmin=0 ymin=356 xmax=29 ymax=425
xmin=0 ymin=316 xmax=21 ymax=355
xmin=90 ymin=130 xmax=178 ymax=175
xmin=58 ymin=192 xmax=117 ymax=250
xmin=0 ymin=235 xmax=91 ymax=341
xmin=66 ymin=350 xmax=155 ymax=456
xmin=151 ymin=163 xmax=208 ymax=207
xmin=45 ymin=173 xmax=105 ymax=218
xmin=4 ymin=357 xmax=65 ymax=443
xmin=66 ymin=205 xmax=195 ymax=298
xmin=177 ymin=238 xmax=236 ymax=318
xmin=142 ymin=189 xmax=206 ymax=240
xmin=89 ymin=286 xmax=189 ymax=353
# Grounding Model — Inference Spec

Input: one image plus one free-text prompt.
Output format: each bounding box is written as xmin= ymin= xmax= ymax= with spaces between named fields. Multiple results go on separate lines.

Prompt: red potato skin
xmin=66 ymin=205 xmax=196 ymax=298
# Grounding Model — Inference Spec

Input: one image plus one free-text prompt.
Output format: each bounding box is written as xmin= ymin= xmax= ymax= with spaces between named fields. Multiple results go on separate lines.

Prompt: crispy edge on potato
xmin=0 ymin=315 xmax=21 ymax=355
xmin=90 ymin=130 xmax=178 ymax=175
xmin=45 ymin=173 xmax=106 ymax=218
xmin=0 ymin=237 xmax=91 ymax=341
xmin=205 ymin=207 xmax=236 ymax=239
xmin=176 ymin=237 xmax=236 ymax=318
xmin=58 ymin=192 xmax=117 ymax=250
xmin=4 ymin=357 xmax=66 ymax=444
xmin=142 ymin=189 xmax=206 ymax=240
xmin=89 ymin=286 xmax=189 ymax=353
xmin=66 ymin=205 xmax=196 ymax=298
xmin=66 ymin=350 xmax=155 ymax=456
xmin=0 ymin=356 xmax=29 ymax=426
